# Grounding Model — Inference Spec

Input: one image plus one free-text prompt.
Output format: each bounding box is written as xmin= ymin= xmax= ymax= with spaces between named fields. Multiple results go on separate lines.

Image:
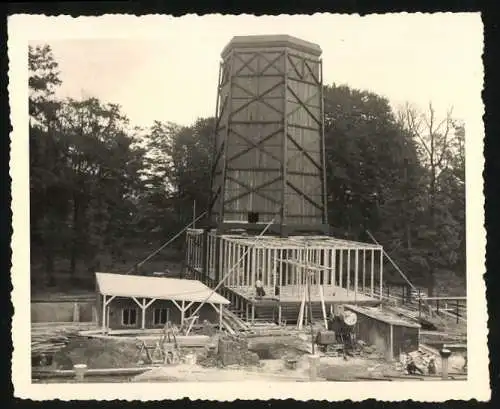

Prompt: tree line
xmin=29 ymin=44 xmax=466 ymax=295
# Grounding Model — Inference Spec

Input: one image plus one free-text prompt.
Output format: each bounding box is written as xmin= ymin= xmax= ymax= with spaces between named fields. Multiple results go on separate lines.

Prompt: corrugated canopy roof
xmin=95 ymin=272 xmax=230 ymax=305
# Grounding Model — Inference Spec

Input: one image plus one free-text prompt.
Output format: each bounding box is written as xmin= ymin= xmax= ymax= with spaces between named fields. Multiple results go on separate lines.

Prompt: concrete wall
xmin=31 ymin=301 xmax=95 ymax=323
xmin=100 ymin=297 xmax=219 ymax=330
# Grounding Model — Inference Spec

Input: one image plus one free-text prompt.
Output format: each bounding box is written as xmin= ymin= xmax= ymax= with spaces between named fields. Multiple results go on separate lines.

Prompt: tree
xmin=398 ymin=103 xmax=466 ymax=294
xmin=55 ymin=97 xmax=146 ymax=278
xmin=29 ymin=44 xmax=65 ymax=285
xmin=141 ymin=118 xmax=213 ymax=238
xmin=322 ymin=84 xmax=431 ymax=286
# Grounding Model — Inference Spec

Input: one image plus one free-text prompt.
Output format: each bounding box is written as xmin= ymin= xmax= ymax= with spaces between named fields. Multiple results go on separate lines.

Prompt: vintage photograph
xmin=10 ymin=13 xmax=487 ymax=401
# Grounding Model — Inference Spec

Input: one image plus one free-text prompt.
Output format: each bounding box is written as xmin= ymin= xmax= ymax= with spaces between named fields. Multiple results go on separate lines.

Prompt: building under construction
xmin=185 ymin=35 xmax=385 ymax=324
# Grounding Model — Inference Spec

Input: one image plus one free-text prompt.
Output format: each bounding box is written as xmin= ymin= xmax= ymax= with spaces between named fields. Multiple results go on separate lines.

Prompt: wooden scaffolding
xmin=185 ymin=229 xmax=384 ymax=304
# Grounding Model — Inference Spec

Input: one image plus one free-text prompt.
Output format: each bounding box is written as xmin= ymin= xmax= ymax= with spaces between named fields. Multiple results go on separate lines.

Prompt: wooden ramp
xmin=220 ymin=307 xmax=252 ymax=335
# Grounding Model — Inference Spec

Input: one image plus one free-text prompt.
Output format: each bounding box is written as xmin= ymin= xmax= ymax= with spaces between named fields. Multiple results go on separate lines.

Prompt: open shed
xmin=95 ymin=272 xmax=230 ymax=333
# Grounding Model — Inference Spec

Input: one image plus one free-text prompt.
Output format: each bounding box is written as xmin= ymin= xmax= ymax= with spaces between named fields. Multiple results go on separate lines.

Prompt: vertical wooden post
xmin=226 ymin=239 xmax=231 ymax=283
xmin=388 ymin=324 xmax=394 ymax=361
xmin=339 ymin=250 xmax=343 ymax=288
xmin=323 ymin=248 xmax=329 ymax=285
xmin=181 ymin=300 xmax=185 ymax=326
xmin=370 ymin=250 xmax=375 ymax=297
xmin=219 ymin=302 xmax=223 ymax=329
xmin=354 ymin=249 xmax=359 ymax=302
xmin=316 ymin=248 xmax=321 ymax=285
xmin=281 ymin=48 xmax=289 ymax=231
xmin=245 ymin=244 xmax=252 ymax=287
xmin=141 ymin=298 xmax=146 ymax=330
xmin=218 ymin=237 xmax=224 ymax=283
xmin=251 ymin=246 xmax=257 ymax=288
xmin=332 ymin=249 xmax=336 ymax=286
xmin=212 ymin=234 xmax=216 ymax=279
xmin=193 ymin=231 xmax=198 ymax=274
xmin=231 ymin=240 xmax=236 ymax=286
xmin=346 ymin=249 xmax=351 ymax=295
xmin=285 ymin=250 xmax=289 ymax=286
xmin=194 ymin=234 xmax=198 ymax=270
xmin=379 ymin=249 xmax=384 ymax=301
xmin=101 ymin=294 xmax=106 ymax=333
xmin=208 ymin=233 xmax=212 ymax=279
xmin=273 ymin=249 xmax=277 ymax=295
xmin=362 ymin=249 xmax=366 ymax=293
xmin=235 ymin=243 xmax=240 ymax=287
xmin=187 ymin=234 xmax=191 ymax=269
xmin=227 ymin=240 xmax=231 ymax=286
xmin=267 ymin=247 xmax=272 ymax=288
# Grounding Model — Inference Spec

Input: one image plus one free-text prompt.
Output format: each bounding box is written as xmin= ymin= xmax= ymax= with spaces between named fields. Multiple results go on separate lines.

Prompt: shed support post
xmin=102 ymin=295 xmax=106 ymax=333
xmin=388 ymin=324 xmax=394 ymax=361
xmin=141 ymin=298 xmax=146 ymax=330
xmin=181 ymin=300 xmax=185 ymax=326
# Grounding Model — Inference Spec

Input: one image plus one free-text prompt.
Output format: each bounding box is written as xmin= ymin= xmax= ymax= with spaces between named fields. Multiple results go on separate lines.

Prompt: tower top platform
xmin=221 ymin=35 xmax=322 ymax=58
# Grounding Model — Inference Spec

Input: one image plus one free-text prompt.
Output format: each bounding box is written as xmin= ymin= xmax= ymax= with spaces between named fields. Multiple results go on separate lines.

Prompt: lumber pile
xmin=31 ymin=323 xmax=87 ymax=355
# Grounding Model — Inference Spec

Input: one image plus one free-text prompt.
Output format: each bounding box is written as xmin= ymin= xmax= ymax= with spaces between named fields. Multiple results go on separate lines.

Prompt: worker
xmin=428 ymin=357 xmax=437 ymax=375
xmin=255 ymin=276 xmax=266 ymax=298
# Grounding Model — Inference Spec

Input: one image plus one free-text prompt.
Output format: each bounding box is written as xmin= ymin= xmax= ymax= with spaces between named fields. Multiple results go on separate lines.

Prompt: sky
xmin=29 ymin=13 xmax=484 ymax=139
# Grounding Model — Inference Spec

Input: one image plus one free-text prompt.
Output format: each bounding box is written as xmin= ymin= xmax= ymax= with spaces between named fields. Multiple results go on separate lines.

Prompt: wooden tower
xmin=209 ymin=35 xmax=329 ymax=237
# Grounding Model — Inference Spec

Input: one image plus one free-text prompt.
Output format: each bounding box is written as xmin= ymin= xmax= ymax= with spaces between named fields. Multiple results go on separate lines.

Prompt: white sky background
xmin=30 ymin=13 xmax=484 ymax=140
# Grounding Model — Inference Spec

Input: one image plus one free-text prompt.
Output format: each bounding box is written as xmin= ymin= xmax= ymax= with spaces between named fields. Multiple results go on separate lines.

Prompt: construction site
xmin=31 ymin=35 xmax=467 ymax=384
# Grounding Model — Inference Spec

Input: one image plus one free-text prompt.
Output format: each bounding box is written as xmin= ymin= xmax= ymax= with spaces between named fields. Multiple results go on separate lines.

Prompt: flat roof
xmin=95 ymin=272 xmax=230 ymax=305
xmin=187 ymin=229 xmax=382 ymax=250
xmin=221 ymin=34 xmax=322 ymax=58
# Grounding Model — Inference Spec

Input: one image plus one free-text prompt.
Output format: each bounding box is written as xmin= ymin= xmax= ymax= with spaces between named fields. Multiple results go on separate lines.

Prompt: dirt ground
xmin=43 ymin=328 xmax=466 ymax=382
xmin=132 ymin=354 xmax=405 ymax=382
xmin=52 ymin=337 xmax=141 ymax=369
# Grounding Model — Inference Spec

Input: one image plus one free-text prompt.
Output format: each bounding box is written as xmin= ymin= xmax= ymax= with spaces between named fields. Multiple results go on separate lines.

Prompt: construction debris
xmin=196 ymin=334 xmax=260 ymax=368
xmin=31 ymin=324 xmax=91 ymax=357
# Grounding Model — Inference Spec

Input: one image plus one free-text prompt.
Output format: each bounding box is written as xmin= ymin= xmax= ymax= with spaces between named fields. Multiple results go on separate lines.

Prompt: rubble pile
xmin=196 ymin=335 xmax=260 ymax=368
xmin=396 ymin=349 xmax=442 ymax=375
xmin=218 ymin=335 xmax=260 ymax=366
